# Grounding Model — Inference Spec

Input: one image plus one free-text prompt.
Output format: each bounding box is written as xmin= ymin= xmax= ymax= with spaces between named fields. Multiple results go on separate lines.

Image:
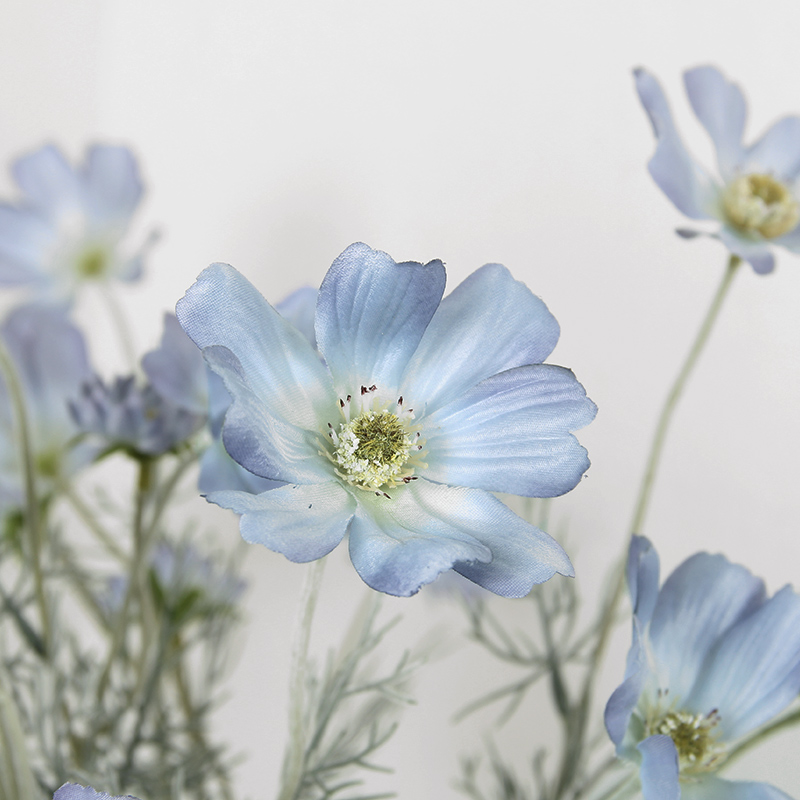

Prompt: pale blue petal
xmin=649 ymin=553 xmax=765 ymax=702
xmin=684 ymin=66 xmax=746 ymax=180
xmin=142 ymin=313 xmax=208 ymax=415
xmin=605 ymin=619 xmax=648 ymax=745
xmin=315 ymin=243 xmax=445 ymax=396
xmin=83 ymin=145 xmax=143 ymax=225
xmin=718 ymin=228 xmax=775 ymax=274
xmin=198 ymin=437 xmax=282 ymax=494
xmin=637 ymin=735 xmax=680 ymax=800
xmin=350 ymin=480 xmax=572 ymax=597
xmin=12 ymin=145 xmax=83 ymax=218
xmin=773 ymin=223 xmax=800 ymax=253
xmin=3 ymin=305 xmax=92 ymax=431
xmin=627 ymin=535 xmax=660 ymax=626
xmin=208 ymin=482 xmax=355 ymax=562
xmin=0 ymin=204 xmax=52 ymax=283
xmin=203 ymin=345 xmax=332 ymax=484
xmin=177 ymin=262 xmax=335 ymax=429
xmin=54 ymin=783 xmax=141 ymax=800
xmin=744 ymin=116 xmax=800 ymax=181
xmin=688 ymin=585 xmax=800 ymax=740
xmin=400 ymin=263 xmax=560 ymax=413
xmin=276 ymin=285 xmax=318 ymax=350
xmin=423 ymin=365 xmax=595 ymax=496
xmin=682 ymin=777 xmax=793 ymax=800
xmin=634 ymin=68 xmax=720 ymax=220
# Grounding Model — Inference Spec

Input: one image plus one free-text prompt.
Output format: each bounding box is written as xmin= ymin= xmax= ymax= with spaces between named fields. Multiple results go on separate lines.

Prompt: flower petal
xmin=401 ymin=263 xmax=561 ymax=412
xmin=0 ymin=205 xmax=52 ymax=284
xmin=350 ymin=480 xmax=572 ymax=597
xmin=684 ymin=66 xmax=746 ymax=180
xmin=423 ymin=364 xmax=595 ymax=496
xmin=648 ymin=553 xmax=765 ymax=703
xmin=687 ymin=584 xmax=800 ymax=740
xmin=744 ymin=116 xmax=800 ymax=181
xmin=315 ymin=243 xmax=446 ymax=396
xmin=637 ymin=735 xmax=680 ymax=800
xmin=83 ymin=145 xmax=143 ymax=226
xmin=634 ymin=68 xmax=720 ymax=220
xmin=208 ymin=482 xmax=355 ymax=562
xmin=12 ymin=145 xmax=83 ymax=218
xmin=176 ymin=262 xmax=335 ymax=429
xmin=203 ymin=345 xmax=331 ymax=484
xmin=142 ymin=313 xmax=208 ymax=415
xmin=627 ymin=535 xmax=660 ymax=627
xmin=682 ymin=777 xmax=793 ymax=800
xmin=198 ymin=437 xmax=282 ymax=494
xmin=605 ymin=618 xmax=648 ymax=746
xmin=718 ymin=228 xmax=775 ymax=274
xmin=275 ymin=285 xmax=318 ymax=350
xmin=54 ymin=783 xmax=141 ymax=800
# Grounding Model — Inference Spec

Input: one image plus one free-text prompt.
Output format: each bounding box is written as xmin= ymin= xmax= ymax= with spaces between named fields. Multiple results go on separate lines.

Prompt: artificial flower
xmin=634 ymin=65 xmax=800 ymax=274
xmin=69 ymin=374 xmax=204 ymax=458
xmin=177 ymin=243 xmax=596 ymax=597
xmin=0 ymin=305 xmax=94 ymax=512
xmin=605 ymin=535 xmax=800 ymax=799
xmin=0 ymin=144 xmax=153 ymax=302
xmin=54 ymin=784 xmax=140 ymax=800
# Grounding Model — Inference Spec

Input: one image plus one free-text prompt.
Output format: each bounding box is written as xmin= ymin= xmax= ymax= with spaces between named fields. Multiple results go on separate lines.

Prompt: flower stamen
xmin=722 ymin=173 xmax=800 ymax=239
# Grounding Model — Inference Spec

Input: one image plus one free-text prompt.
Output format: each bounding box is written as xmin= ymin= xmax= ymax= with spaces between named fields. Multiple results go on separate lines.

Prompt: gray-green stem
xmin=277 ymin=558 xmax=327 ymax=800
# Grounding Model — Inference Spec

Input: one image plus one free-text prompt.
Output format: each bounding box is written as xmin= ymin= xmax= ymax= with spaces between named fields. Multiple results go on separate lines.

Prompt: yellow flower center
xmin=76 ymin=246 xmax=109 ymax=278
xmin=648 ymin=709 xmax=724 ymax=774
xmin=722 ymin=173 xmax=800 ymax=239
xmin=324 ymin=388 xmax=426 ymax=493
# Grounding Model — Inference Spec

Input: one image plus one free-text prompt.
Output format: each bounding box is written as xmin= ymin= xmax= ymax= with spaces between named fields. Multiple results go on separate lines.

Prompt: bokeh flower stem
xmin=0 ymin=339 xmax=51 ymax=657
xmin=278 ymin=557 xmax=327 ymax=800
xmin=630 ymin=253 xmax=741 ymax=537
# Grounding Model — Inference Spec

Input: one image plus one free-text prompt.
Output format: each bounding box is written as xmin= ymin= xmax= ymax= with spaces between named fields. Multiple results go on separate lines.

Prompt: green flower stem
xmin=95 ymin=458 xmax=156 ymax=706
xmin=59 ymin=479 xmax=128 ymax=562
xmin=629 ymin=253 xmax=741 ymax=536
xmin=277 ymin=557 xmax=327 ymax=800
xmin=0 ymin=339 xmax=51 ymax=657
xmin=100 ymin=284 xmax=138 ymax=375
xmin=571 ymin=255 xmax=742 ymax=796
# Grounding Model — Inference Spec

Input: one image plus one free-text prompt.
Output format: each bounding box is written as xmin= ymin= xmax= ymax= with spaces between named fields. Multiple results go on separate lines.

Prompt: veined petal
xmin=718 ymin=228 xmax=775 ymax=274
xmin=208 ymin=482 xmax=355 ymax=562
xmin=605 ymin=619 xmax=648 ymax=746
xmin=12 ymin=145 xmax=83 ymax=218
xmin=744 ymin=116 xmax=800 ymax=181
xmin=54 ymin=782 xmax=141 ymax=799
xmin=275 ymin=285 xmax=318 ymax=350
xmin=627 ymin=535 xmax=660 ymax=627
xmin=423 ymin=365 xmax=595 ymax=496
xmin=83 ymin=145 xmax=143 ymax=226
xmin=648 ymin=553 xmax=765 ymax=703
xmin=198 ymin=437 xmax=282 ymax=494
xmin=401 ymin=263 xmax=560 ymax=413
xmin=177 ymin=262 xmax=335 ymax=429
xmin=684 ymin=66 xmax=746 ymax=181
xmin=688 ymin=585 xmax=800 ymax=740
xmin=315 ymin=243 xmax=445 ymax=395
xmin=682 ymin=777 xmax=793 ymax=800
xmin=204 ymin=345 xmax=332 ymax=485
xmin=142 ymin=313 xmax=208 ymax=415
xmin=637 ymin=736 xmax=680 ymax=800
xmin=350 ymin=480 xmax=573 ymax=597
xmin=634 ymin=68 xmax=720 ymax=220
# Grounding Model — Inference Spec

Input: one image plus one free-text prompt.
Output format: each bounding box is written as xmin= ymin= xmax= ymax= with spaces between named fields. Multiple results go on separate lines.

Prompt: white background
xmin=3 ymin=1 xmax=800 ymax=797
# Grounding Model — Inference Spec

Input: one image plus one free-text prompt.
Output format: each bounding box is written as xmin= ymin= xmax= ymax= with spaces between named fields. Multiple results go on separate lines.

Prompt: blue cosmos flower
xmin=605 ymin=535 xmax=800 ymax=800
xmin=634 ymin=65 xmax=800 ymax=274
xmin=54 ymin=784 xmax=140 ymax=800
xmin=0 ymin=305 xmax=94 ymax=512
xmin=176 ymin=243 xmax=596 ymax=597
xmin=0 ymin=144 xmax=153 ymax=303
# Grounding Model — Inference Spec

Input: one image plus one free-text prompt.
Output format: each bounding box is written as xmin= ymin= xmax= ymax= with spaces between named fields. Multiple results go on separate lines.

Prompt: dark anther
xmin=369 ymin=385 xmax=377 ymax=392
xmin=346 ymin=394 xmax=351 ymax=402
xmin=398 ymin=395 xmax=403 ymax=405
xmin=361 ymin=386 xmax=368 ymax=395
xmin=339 ymin=398 xmax=345 ymax=408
